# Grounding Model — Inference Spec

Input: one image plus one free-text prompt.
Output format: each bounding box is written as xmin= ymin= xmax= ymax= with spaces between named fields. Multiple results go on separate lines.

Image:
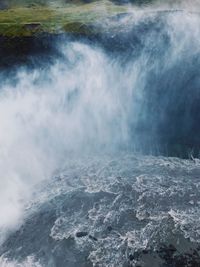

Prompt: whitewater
xmin=0 ymin=2 xmax=200 ymax=266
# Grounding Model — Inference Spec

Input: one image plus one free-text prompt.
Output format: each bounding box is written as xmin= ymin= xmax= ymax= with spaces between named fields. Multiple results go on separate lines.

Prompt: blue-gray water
xmin=0 ymin=3 xmax=200 ymax=267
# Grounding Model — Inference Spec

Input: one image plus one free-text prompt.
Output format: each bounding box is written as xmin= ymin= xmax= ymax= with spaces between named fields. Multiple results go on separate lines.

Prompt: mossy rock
xmin=63 ymin=22 xmax=94 ymax=35
xmin=0 ymin=1 xmax=128 ymax=37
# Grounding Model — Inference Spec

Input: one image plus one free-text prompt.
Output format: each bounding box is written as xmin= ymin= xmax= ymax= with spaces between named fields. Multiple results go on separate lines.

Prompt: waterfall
xmin=0 ymin=2 xmax=200 ymax=266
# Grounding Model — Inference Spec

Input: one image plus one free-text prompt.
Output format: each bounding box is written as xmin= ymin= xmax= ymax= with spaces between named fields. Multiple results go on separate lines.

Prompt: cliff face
xmin=0 ymin=1 xmax=125 ymax=69
xmin=0 ymin=1 xmax=129 ymax=71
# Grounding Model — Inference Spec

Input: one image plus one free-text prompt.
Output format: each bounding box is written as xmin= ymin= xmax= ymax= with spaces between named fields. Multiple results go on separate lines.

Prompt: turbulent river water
xmin=0 ymin=2 xmax=200 ymax=267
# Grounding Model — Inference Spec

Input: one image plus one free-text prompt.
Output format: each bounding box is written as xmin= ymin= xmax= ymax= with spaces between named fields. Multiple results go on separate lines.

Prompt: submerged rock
xmin=76 ymin=232 xmax=88 ymax=238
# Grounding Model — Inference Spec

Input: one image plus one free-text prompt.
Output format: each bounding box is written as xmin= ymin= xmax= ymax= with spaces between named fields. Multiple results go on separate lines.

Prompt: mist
xmin=0 ymin=1 xmax=200 ymax=265
xmin=0 ymin=41 xmax=133 ymax=239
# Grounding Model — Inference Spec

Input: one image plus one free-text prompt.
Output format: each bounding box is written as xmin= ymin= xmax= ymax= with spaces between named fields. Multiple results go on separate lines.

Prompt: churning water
xmin=0 ymin=2 xmax=200 ymax=266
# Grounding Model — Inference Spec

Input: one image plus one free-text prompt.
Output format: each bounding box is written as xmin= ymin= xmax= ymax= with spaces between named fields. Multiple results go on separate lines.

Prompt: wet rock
xmin=107 ymin=225 xmax=113 ymax=232
xmin=129 ymin=254 xmax=135 ymax=261
xmin=76 ymin=232 xmax=88 ymax=238
xmin=24 ymin=23 xmax=41 ymax=31
xmin=88 ymin=235 xmax=98 ymax=241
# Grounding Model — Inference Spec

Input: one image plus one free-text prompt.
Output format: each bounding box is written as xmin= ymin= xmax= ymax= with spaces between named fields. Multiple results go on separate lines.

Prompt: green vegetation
xmin=0 ymin=1 xmax=128 ymax=36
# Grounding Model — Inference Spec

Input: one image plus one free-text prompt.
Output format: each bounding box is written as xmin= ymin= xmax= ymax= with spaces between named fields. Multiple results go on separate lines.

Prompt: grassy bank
xmin=0 ymin=1 xmax=128 ymax=36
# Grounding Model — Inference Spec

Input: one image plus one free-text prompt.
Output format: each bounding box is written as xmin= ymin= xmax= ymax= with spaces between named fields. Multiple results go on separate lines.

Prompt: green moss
xmin=0 ymin=1 xmax=127 ymax=36
xmin=62 ymin=22 xmax=91 ymax=35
